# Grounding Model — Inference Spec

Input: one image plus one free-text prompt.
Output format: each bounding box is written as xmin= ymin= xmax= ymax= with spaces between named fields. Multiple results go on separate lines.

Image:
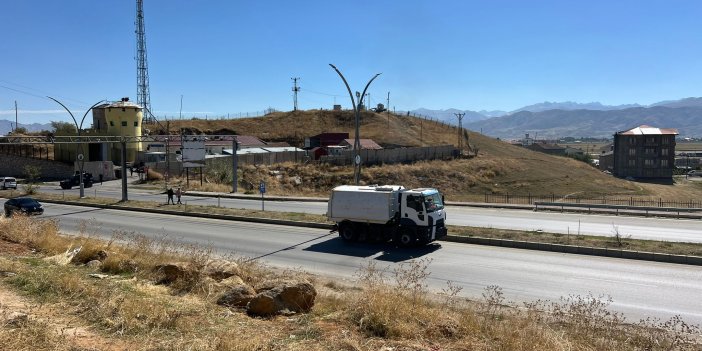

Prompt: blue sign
xmin=259 ymin=181 xmax=266 ymax=194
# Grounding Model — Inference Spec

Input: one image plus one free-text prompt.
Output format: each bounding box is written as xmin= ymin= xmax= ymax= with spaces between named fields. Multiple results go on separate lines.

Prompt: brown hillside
xmin=146 ymin=111 xmax=660 ymax=199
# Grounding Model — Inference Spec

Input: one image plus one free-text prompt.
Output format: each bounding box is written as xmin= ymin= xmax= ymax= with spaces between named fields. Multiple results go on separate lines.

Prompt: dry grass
xmin=0 ymin=216 xmax=700 ymax=350
xmin=142 ymin=110 xmax=702 ymax=200
xmin=450 ymin=225 xmax=702 ymax=257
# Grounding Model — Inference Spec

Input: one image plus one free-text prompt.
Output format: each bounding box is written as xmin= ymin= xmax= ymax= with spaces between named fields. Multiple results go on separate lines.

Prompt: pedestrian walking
xmin=176 ymin=187 xmax=182 ymax=204
xmin=167 ymin=187 xmax=174 ymax=205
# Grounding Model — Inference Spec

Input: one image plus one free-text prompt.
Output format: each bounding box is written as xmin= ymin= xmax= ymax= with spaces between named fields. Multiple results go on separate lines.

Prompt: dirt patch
xmin=0 ymin=238 xmax=33 ymax=256
xmin=0 ymin=281 xmax=131 ymax=351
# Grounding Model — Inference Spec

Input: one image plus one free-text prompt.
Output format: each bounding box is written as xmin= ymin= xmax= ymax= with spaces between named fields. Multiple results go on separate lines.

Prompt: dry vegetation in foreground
xmin=145 ymin=110 xmax=702 ymax=200
xmin=0 ymin=215 xmax=700 ymax=350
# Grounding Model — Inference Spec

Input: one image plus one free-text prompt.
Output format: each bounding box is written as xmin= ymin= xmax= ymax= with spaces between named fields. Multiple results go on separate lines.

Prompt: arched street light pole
xmin=48 ymin=97 xmax=105 ymax=198
xmin=329 ymin=64 xmax=381 ymax=185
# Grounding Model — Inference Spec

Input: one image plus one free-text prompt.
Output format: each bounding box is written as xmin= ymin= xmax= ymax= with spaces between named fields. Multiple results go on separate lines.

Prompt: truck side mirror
xmin=442 ymin=195 xmax=445 ymax=203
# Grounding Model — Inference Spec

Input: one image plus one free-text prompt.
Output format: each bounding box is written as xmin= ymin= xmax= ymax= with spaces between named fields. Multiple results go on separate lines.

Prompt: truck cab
xmin=397 ymin=188 xmax=447 ymax=245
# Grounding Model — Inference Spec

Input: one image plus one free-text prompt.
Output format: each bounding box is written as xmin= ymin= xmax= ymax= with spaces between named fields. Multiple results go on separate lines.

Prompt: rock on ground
xmin=203 ymin=259 xmax=239 ymax=281
xmin=217 ymin=284 xmax=257 ymax=308
xmin=44 ymin=246 xmax=82 ymax=266
xmin=247 ymin=280 xmax=316 ymax=316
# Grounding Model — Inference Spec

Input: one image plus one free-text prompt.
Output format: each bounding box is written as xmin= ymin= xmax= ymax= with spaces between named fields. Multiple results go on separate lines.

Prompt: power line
xmin=300 ymin=88 xmax=342 ymax=97
xmin=0 ymin=80 xmax=92 ymax=106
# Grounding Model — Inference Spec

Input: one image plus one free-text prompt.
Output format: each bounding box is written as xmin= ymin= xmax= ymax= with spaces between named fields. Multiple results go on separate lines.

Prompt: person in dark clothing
xmin=167 ymin=188 xmax=175 ymax=204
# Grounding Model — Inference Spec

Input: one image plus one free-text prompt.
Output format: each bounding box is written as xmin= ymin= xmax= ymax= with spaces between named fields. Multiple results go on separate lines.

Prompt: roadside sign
xmin=355 ymin=154 xmax=361 ymax=165
xmin=77 ymin=153 xmax=84 ymax=161
xmin=259 ymin=181 xmax=266 ymax=194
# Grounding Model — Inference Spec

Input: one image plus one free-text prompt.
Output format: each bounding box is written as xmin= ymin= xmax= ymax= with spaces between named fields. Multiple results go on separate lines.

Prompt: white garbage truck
xmin=327 ymin=185 xmax=447 ymax=246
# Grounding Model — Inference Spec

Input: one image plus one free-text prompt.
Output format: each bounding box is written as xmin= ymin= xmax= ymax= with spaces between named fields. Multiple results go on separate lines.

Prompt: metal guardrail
xmin=534 ymin=201 xmax=702 ymax=217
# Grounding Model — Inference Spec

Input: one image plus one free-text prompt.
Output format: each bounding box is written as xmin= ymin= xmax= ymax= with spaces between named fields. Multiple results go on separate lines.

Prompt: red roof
xmin=339 ymin=138 xmax=383 ymax=150
xmin=234 ymin=135 xmax=266 ymax=146
xmin=618 ymin=125 xmax=679 ymax=135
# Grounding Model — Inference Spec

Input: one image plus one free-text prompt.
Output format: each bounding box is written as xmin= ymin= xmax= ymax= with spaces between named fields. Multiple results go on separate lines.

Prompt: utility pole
xmin=179 ymin=95 xmax=183 ymax=119
xmin=291 ymin=77 xmax=300 ymax=111
xmin=386 ymin=92 xmax=390 ymax=128
xmin=14 ymin=101 xmax=18 ymax=133
xmin=165 ymin=120 xmax=170 ymax=189
xmin=420 ymin=118 xmax=423 ymax=145
xmin=454 ymin=112 xmax=465 ymax=152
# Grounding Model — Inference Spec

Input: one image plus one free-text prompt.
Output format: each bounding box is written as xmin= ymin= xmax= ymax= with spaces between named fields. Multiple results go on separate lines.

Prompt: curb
xmin=443 ymin=235 xmax=702 ymax=266
xmin=38 ymin=198 xmax=334 ymax=230
xmin=38 ymin=198 xmax=702 ymax=267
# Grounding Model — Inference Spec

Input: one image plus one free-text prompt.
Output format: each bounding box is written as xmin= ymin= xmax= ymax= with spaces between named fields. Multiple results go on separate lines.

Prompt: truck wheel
xmin=395 ymin=229 xmax=416 ymax=247
xmin=339 ymin=224 xmax=358 ymax=242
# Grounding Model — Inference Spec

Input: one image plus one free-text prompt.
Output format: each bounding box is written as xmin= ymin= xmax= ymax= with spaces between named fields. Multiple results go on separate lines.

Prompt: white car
xmin=1 ymin=177 xmax=17 ymax=190
xmin=688 ymin=170 xmax=702 ymax=177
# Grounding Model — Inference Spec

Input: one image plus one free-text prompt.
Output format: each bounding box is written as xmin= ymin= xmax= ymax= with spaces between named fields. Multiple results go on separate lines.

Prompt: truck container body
xmin=327 ymin=184 xmax=447 ymax=246
xmin=327 ymin=185 xmax=402 ymax=224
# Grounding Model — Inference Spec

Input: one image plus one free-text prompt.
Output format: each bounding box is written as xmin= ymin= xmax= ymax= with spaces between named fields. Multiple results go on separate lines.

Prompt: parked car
xmin=689 ymin=170 xmax=702 ymax=177
xmin=4 ymin=197 xmax=44 ymax=217
xmin=60 ymin=172 xmax=93 ymax=190
xmin=1 ymin=177 xmax=17 ymax=190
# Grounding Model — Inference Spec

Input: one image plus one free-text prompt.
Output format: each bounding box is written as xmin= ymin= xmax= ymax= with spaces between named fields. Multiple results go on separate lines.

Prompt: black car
xmin=4 ymin=197 xmax=44 ymax=217
xmin=60 ymin=172 xmax=93 ymax=190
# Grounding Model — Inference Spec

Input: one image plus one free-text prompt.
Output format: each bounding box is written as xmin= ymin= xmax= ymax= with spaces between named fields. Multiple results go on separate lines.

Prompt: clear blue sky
xmin=2 ymin=0 xmax=702 ymax=124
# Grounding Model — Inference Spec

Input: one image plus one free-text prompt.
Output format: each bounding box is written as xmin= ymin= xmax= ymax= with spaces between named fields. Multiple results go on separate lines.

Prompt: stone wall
xmin=0 ymin=155 xmax=74 ymax=180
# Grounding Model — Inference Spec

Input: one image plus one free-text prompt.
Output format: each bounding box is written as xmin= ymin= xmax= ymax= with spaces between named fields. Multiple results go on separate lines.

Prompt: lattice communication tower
xmin=136 ymin=0 xmax=154 ymax=123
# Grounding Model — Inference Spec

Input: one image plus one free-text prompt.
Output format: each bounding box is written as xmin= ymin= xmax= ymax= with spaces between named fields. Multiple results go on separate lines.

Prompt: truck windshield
xmin=422 ymin=192 xmax=444 ymax=212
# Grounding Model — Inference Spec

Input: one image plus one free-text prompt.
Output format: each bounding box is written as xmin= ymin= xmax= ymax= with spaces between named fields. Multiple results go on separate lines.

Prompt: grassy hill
xmin=145 ymin=110 xmax=698 ymax=201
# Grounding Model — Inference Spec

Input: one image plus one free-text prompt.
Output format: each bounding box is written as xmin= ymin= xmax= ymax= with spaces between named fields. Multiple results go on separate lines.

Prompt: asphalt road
xmin=38 ymin=182 xmax=702 ymax=243
xmin=6 ymin=201 xmax=702 ymax=325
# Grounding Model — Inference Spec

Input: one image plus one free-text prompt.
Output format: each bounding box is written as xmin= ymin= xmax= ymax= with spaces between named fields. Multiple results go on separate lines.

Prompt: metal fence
xmin=483 ymin=192 xmax=702 ymax=209
xmin=319 ymin=145 xmax=457 ymax=165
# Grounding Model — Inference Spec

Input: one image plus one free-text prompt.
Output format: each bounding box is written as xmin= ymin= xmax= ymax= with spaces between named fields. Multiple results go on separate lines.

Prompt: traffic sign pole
xmin=259 ymin=181 xmax=266 ymax=211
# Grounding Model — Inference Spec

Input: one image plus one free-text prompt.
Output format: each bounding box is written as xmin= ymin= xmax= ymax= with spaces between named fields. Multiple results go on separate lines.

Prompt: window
xmin=134 ymin=121 xmax=138 ymax=127
xmin=628 ymin=136 xmax=636 ymax=145
xmin=662 ymin=136 xmax=670 ymax=145
xmin=645 ymin=148 xmax=655 ymax=155
xmin=661 ymin=148 xmax=669 ymax=156
xmin=628 ymin=148 xmax=636 ymax=156
xmin=628 ymin=159 xmax=636 ymax=167
xmin=109 ymin=121 xmax=114 ymax=127
xmin=406 ymin=195 xmax=423 ymax=212
xmin=661 ymin=159 xmax=668 ymax=167
xmin=644 ymin=159 xmax=655 ymax=167
xmin=121 ymin=121 xmax=127 ymax=127
xmin=646 ymin=137 xmax=655 ymax=144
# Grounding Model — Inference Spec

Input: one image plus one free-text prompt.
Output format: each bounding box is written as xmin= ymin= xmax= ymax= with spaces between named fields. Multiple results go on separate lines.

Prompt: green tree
xmin=51 ymin=121 xmax=77 ymax=135
xmin=22 ymin=165 xmax=41 ymax=194
xmin=11 ymin=127 xmax=28 ymax=135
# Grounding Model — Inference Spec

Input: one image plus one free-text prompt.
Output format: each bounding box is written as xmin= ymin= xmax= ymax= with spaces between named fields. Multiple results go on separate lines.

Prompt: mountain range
xmin=412 ymin=97 xmax=702 ymax=138
xmin=3 ymin=97 xmax=702 ymax=138
xmin=0 ymin=120 xmax=52 ymax=136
